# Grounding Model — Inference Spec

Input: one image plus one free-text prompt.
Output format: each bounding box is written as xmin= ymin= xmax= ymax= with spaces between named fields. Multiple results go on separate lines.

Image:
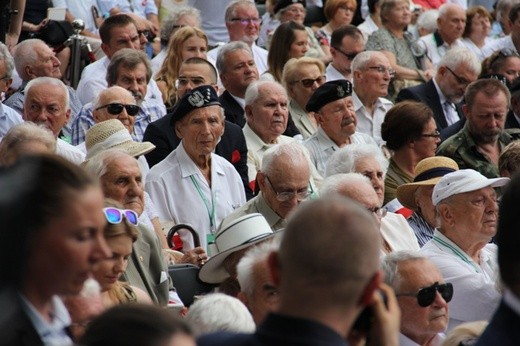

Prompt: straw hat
xmin=85 ymin=119 xmax=155 ymax=160
xmin=198 ymin=213 xmax=275 ymax=284
xmin=397 ymin=156 xmax=459 ymax=210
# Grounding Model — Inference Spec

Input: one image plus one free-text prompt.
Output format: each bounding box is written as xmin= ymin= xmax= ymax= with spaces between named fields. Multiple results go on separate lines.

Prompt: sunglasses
xmin=397 ymin=282 xmax=453 ymax=307
xmin=293 ymin=75 xmax=326 ymax=88
xmin=95 ymin=103 xmax=140 ymax=116
xmin=333 ymin=46 xmax=360 ymax=60
xmin=103 ymin=207 xmax=139 ymax=226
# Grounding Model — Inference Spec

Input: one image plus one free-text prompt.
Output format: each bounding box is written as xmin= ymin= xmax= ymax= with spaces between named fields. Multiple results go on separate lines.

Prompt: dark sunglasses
xmin=103 ymin=207 xmax=139 ymax=226
xmin=95 ymin=103 xmax=140 ymax=116
xmin=397 ymin=282 xmax=453 ymax=307
xmin=293 ymin=75 xmax=326 ymax=88
xmin=333 ymin=46 xmax=360 ymax=60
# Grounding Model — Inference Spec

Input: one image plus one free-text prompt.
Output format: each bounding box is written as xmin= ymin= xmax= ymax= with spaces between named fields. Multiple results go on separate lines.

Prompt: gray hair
xmin=83 ymin=149 xmax=135 ymax=179
xmin=438 ymin=3 xmax=462 ymax=19
xmin=160 ymin=6 xmax=201 ymax=43
xmin=92 ymin=86 xmax=134 ymax=110
xmin=24 ymin=76 xmax=69 ymax=108
xmin=417 ymin=9 xmax=439 ymax=32
xmin=351 ymin=51 xmax=384 ymax=72
xmin=320 ymin=173 xmax=372 ymax=197
xmin=381 ymin=251 xmax=427 ymax=290
xmin=244 ymin=80 xmax=286 ymax=107
xmin=325 ymin=143 xmax=389 ymax=177
xmin=106 ymin=48 xmax=152 ymax=85
xmin=185 ymin=293 xmax=255 ymax=337
xmin=225 ymin=0 xmax=257 ymax=22
xmin=437 ymin=47 xmax=481 ymax=75
xmin=0 ymin=42 xmax=14 ymax=78
xmin=216 ymin=41 xmax=252 ymax=74
xmin=13 ymin=39 xmax=47 ymax=81
xmin=0 ymin=122 xmax=56 ymax=166
xmin=237 ymin=237 xmax=280 ymax=297
xmin=261 ymin=141 xmax=311 ymax=176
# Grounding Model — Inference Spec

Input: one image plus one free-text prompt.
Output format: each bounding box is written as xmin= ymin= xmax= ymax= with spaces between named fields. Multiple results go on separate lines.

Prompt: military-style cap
xmin=305 ymin=80 xmax=353 ymax=113
xmin=169 ymin=85 xmax=221 ymax=126
xmin=274 ymin=0 xmax=306 ymax=14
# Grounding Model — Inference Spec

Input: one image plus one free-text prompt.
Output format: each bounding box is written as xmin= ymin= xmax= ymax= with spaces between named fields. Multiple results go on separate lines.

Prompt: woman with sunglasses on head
xmin=481 ymin=49 xmax=520 ymax=84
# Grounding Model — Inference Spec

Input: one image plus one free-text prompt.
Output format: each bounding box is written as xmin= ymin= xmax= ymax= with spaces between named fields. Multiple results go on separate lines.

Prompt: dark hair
xmin=330 ymin=25 xmax=363 ymax=48
xmin=183 ymin=57 xmax=218 ymax=84
xmin=106 ymin=48 xmax=152 ymax=85
xmin=0 ymin=154 xmax=97 ymax=287
xmin=480 ymin=49 xmax=520 ymax=80
xmin=381 ymin=101 xmax=434 ymax=151
xmin=465 ymin=78 xmax=511 ymax=110
xmin=99 ymin=14 xmax=137 ymax=45
xmin=268 ymin=21 xmax=306 ymax=82
xmin=509 ymin=2 xmax=520 ymax=23
xmin=368 ymin=0 xmax=381 ymax=14
xmin=81 ymin=304 xmax=193 ymax=346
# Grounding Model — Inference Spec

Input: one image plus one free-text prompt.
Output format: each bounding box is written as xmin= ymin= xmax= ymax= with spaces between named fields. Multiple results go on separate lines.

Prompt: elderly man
xmin=437 ymin=78 xmax=520 ymax=178
xmin=396 ymin=47 xmax=480 ymax=134
xmin=146 ymin=85 xmax=246 ymax=250
xmin=76 ymin=14 xmax=163 ymax=106
xmin=304 ymin=80 xmax=376 ymax=178
xmin=383 ymin=251 xmax=451 ymax=345
xmin=420 ymin=169 xmax=509 ymax=330
xmin=72 ymin=48 xmax=165 ymax=145
xmin=326 ymin=25 xmax=365 ymax=82
xmin=351 ymin=51 xmax=394 ymax=144
xmin=418 ymin=4 xmax=466 ymax=66
xmin=208 ymin=0 xmax=268 ymax=74
xmin=224 ymin=142 xmax=311 ymax=231
xmin=22 ymin=77 xmax=85 ymax=164
xmin=199 ymin=196 xmax=400 ymax=346
xmin=0 ymin=42 xmax=22 ymax=138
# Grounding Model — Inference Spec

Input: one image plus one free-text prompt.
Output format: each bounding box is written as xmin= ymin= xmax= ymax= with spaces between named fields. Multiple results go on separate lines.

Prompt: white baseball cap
xmin=432 ymin=169 xmax=510 ymax=206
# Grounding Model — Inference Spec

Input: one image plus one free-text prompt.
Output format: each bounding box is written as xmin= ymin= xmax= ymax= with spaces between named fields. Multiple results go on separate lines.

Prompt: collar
xmin=316 ymin=126 xmax=341 ymax=150
xmin=461 ymin=123 xmax=513 ymax=151
xmin=256 ymin=192 xmax=285 ymax=228
xmin=434 ymin=30 xmax=445 ymax=47
xmin=243 ymin=123 xmax=279 ymax=152
xmin=432 ymin=78 xmax=449 ymax=104
xmin=431 ymin=229 xmax=485 ymax=273
xmin=176 ymin=141 xmax=223 ymax=179
xmin=229 ymin=93 xmax=245 ymax=110
xmin=352 ymin=90 xmax=386 ymax=112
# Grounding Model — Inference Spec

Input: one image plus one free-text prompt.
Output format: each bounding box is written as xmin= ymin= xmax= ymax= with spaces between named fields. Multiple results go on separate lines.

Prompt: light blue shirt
xmin=0 ymin=102 xmax=23 ymax=139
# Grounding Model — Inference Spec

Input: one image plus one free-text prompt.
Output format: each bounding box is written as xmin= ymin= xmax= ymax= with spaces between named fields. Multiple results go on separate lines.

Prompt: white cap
xmin=432 ymin=169 xmax=509 ymax=206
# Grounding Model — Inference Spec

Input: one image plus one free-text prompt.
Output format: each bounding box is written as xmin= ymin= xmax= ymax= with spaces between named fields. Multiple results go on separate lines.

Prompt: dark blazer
xmin=505 ymin=110 xmax=520 ymax=129
xmin=476 ymin=299 xmax=520 ymax=346
xmin=143 ymin=114 xmax=253 ymax=200
xmin=396 ymin=80 xmax=465 ymax=130
xmin=219 ymin=90 xmax=246 ymax=127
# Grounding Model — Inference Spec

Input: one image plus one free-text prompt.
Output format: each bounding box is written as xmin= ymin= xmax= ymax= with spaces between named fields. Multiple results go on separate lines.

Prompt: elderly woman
xmin=366 ymin=0 xmax=434 ymax=99
xmin=0 ymin=154 xmax=110 ymax=345
xmin=381 ymin=101 xmax=440 ymax=204
xmin=146 ymin=85 xmax=246 ymax=251
xmin=282 ymin=57 xmax=326 ymax=139
xmin=461 ymin=6 xmax=494 ymax=61
xmin=0 ymin=122 xmax=56 ymax=166
xmin=315 ymin=0 xmax=357 ymax=51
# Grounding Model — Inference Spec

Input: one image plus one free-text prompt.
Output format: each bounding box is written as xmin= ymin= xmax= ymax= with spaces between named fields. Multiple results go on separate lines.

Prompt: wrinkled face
xmin=102 ymin=23 xmax=140 ymax=58
xmin=101 ymin=156 xmax=145 ymax=216
xmin=438 ymin=7 xmax=466 ymax=43
xmin=466 ymin=91 xmax=507 ymax=144
xmin=280 ymin=4 xmax=306 ymax=24
xmin=355 ymin=54 xmax=392 ymax=98
xmin=341 ymin=183 xmax=383 ymax=227
xmin=245 ymin=85 xmax=289 ymax=143
xmin=437 ymin=63 xmax=478 ymax=104
xmin=331 ymin=36 xmax=365 ymax=74
xmin=227 ymin=4 xmax=260 ymax=44
xmin=414 ymin=118 xmax=440 ymax=160
xmin=245 ymin=260 xmax=280 ymax=325
xmin=92 ymin=234 xmax=133 ymax=292
xmin=315 ymin=97 xmax=357 ymax=145
xmin=443 ymin=187 xmax=498 ymax=242
xmin=397 ymin=260 xmax=449 ymax=344
xmin=332 ymin=2 xmax=356 ymax=26
xmin=385 ymin=1 xmax=411 ymax=27
xmin=23 ymin=83 xmax=70 ymax=137
xmin=288 ymin=29 xmax=309 ymax=59
xmin=175 ymin=63 xmax=216 ymax=100
xmin=354 ymin=156 xmax=385 ymax=205
xmin=288 ymin=64 xmax=325 ymax=108
xmin=470 ymin=13 xmax=491 ymax=37
xmin=28 ymin=187 xmax=109 ymax=296
xmin=93 ymin=88 xmax=137 ymax=133
xmin=30 ymin=43 xmax=62 ymax=79
xmin=220 ymin=49 xmax=259 ymax=95
xmin=414 ymin=185 xmax=436 ymax=228
xmin=115 ymin=63 xmax=148 ymax=103
xmin=175 ymin=106 xmax=225 ymax=159
xmin=181 ymin=36 xmax=207 ymax=61
xmin=496 ymin=56 xmax=520 ymax=82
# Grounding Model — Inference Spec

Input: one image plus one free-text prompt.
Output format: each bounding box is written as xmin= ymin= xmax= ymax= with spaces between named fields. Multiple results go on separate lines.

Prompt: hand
xmin=180 ymin=247 xmax=208 ymax=266
xmin=366 ymin=283 xmax=401 ymax=346
xmin=423 ymin=69 xmax=434 ymax=81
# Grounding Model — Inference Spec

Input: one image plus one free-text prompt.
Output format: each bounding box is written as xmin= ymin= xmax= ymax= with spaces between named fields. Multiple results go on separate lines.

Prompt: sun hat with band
xmin=397 ymin=156 xmax=459 ymax=210
xmin=432 ymin=169 xmax=510 ymax=206
xmin=198 ymin=213 xmax=275 ymax=284
xmin=85 ymin=119 xmax=156 ymax=160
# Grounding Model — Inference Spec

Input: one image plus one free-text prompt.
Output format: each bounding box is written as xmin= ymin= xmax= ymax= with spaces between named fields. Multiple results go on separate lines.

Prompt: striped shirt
xmin=407 ymin=212 xmax=436 ymax=247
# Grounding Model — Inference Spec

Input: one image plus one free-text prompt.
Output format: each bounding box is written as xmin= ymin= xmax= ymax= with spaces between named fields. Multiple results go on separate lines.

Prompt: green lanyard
xmin=432 ymin=235 xmax=481 ymax=273
xmin=190 ymin=175 xmax=216 ymax=231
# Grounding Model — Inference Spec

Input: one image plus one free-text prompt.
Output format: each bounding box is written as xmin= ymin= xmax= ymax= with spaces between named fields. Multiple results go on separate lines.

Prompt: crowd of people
xmin=2 ymin=0 xmax=520 ymax=345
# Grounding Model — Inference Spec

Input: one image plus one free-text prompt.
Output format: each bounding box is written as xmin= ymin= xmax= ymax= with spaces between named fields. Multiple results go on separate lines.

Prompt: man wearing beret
xmin=304 ymin=80 xmax=376 ymax=178
xmin=146 ymin=85 xmax=246 ymax=250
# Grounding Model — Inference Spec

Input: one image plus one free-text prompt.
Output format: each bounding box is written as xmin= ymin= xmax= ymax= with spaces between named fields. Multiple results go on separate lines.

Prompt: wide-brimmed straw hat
xmin=198 ymin=213 xmax=275 ymax=284
xmin=397 ymin=156 xmax=459 ymax=210
xmin=85 ymin=119 xmax=155 ymax=160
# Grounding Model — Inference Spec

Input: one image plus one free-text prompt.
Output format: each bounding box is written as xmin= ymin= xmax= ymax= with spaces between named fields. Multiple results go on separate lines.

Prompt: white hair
xmin=83 ymin=148 xmax=136 ymax=179
xmin=320 ymin=173 xmax=372 ymax=197
xmin=381 ymin=250 xmax=427 ymax=290
xmin=24 ymin=76 xmax=69 ymax=108
xmin=261 ymin=142 xmax=312 ymax=176
xmin=92 ymin=86 xmax=134 ymax=110
xmin=185 ymin=293 xmax=256 ymax=337
xmin=325 ymin=143 xmax=389 ymax=177
xmin=437 ymin=47 xmax=481 ymax=75
xmin=417 ymin=9 xmax=439 ymax=32
xmin=244 ymin=80 xmax=286 ymax=107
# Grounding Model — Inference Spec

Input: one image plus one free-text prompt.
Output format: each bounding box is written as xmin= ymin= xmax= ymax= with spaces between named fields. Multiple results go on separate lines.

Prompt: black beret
xmin=305 ymin=80 xmax=353 ymax=113
xmin=170 ymin=85 xmax=221 ymax=126
xmin=274 ymin=0 xmax=306 ymax=14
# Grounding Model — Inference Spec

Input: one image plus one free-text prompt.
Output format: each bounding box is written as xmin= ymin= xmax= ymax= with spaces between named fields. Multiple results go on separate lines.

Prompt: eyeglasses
xmin=172 ymin=24 xmax=187 ymax=29
xmin=397 ymin=282 xmax=453 ymax=307
xmin=137 ymin=29 xmax=155 ymax=41
xmin=333 ymin=46 xmax=361 ymax=60
xmin=229 ymin=17 xmax=260 ymax=25
xmin=175 ymin=77 xmax=208 ymax=89
xmin=292 ymin=75 xmax=326 ymax=88
xmin=264 ymin=175 xmax=312 ymax=202
xmin=445 ymin=66 xmax=471 ymax=86
xmin=420 ymin=130 xmax=441 ymax=138
xmin=367 ymin=65 xmax=395 ymax=78
xmin=95 ymin=103 xmax=140 ymax=116
xmin=366 ymin=206 xmax=387 ymax=218
xmin=103 ymin=207 xmax=139 ymax=226
xmin=338 ymin=5 xmax=356 ymax=12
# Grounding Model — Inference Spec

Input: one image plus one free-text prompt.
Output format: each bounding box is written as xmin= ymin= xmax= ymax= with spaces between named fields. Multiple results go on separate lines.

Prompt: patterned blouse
xmin=365 ymin=27 xmax=420 ymax=70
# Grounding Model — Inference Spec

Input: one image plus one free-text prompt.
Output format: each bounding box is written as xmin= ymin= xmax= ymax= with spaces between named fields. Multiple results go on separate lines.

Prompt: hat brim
xmin=433 ymin=176 xmax=510 ymax=206
xmin=198 ymin=232 xmax=277 ymax=284
xmin=397 ymin=177 xmax=443 ymax=210
xmin=86 ymin=140 xmax=156 ymax=160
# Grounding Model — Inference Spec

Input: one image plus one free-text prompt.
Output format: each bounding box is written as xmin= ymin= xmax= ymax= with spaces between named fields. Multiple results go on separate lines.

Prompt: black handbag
xmin=38 ymin=20 xmax=73 ymax=46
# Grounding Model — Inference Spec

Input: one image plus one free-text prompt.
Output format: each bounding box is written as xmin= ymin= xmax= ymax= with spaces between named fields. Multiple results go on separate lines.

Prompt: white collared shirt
xmin=56 ymin=138 xmax=86 ymax=165
xmin=325 ymin=63 xmax=348 ymax=82
xmin=418 ymin=34 xmax=466 ymax=67
xmin=482 ymin=35 xmax=516 ymax=58
xmin=432 ymin=79 xmax=460 ymax=126
xmin=352 ymin=91 xmax=393 ymax=145
xmin=358 ymin=15 xmax=379 ymax=42
xmin=207 ymin=42 xmax=268 ymax=75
